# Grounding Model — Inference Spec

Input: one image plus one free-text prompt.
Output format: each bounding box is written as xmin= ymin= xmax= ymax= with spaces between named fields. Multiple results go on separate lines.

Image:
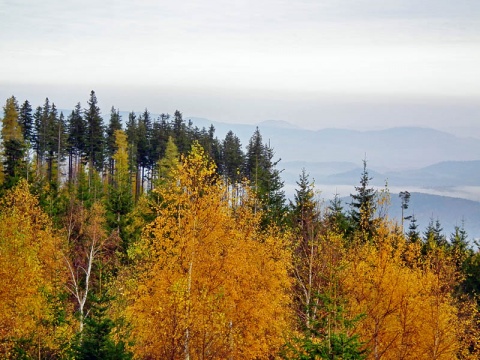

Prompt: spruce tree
xmin=424 ymin=218 xmax=447 ymax=247
xmin=172 ymin=110 xmax=189 ymax=154
xmin=282 ymin=269 xmax=366 ymax=360
xmin=34 ymin=98 xmax=52 ymax=174
xmin=457 ymin=225 xmax=480 ymax=297
xmin=72 ymin=293 xmax=132 ymax=360
xmin=136 ymin=109 xmax=152 ymax=192
xmin=125 ymin=111 xmax=138 ymax=187
xmin=221 ymin=130 xmax=244 ymax=184
xmin=46 ymin=103 xmax=58 ymax=181
xmin=349 ymin=160 xmax=377 ymax=242
xmin=106 ymin=107 xmax=122 ymax=157
xmin=451 ymin=222 xmax=469 ymax=254
xmin=18 ymin=100 xmax=34 ymax=147
xmin=84 ymin=90 xmax=105 ymax=173
xmin=246 ymin=128 xmax=286 ymax=227
xmin=450 ymin=222 xmax=470 ymax=272
xmin=33 ymin=105 xmax=43 ymax=167
xmin=106 ymin=106 xmax=122 ymax=182
xmin=67 ymin=102 xmax=87 ymax=183
xmin=200 ymin=124 xmax=221 ymax=166
xmin=246 ymin=127 xmax=264 ymax=185
xmin=45 ymin=103 xmax=66 ymax=184
xmin=18 ymin=100 xmax=34 ymax=181
xmin=290 ymin=169 xmax=317 ymax=230
xmin=327 ymin=192 xmax=350 ymax=234
xmin=125 ymin=111 xmax=142 ymax=199
xmin=407 ymin=214 xmax=421 ymax=243
xmin=18 ymin=100 xmax=35 ymax=180
xmin=150 ymin=113 xmax=171 ymax=171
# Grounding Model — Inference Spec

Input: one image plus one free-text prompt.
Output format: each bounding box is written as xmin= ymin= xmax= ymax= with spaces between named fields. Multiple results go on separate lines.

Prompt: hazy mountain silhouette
xmin=112 ymin=113 xmax=480 ymax=239
xmin=341 ymin=192 xmax=480 ymax=242
xmin=186 ymin=117 xmax=480 ymax=170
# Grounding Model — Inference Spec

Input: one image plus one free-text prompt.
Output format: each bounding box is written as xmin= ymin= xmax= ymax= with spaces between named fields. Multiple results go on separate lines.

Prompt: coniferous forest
xmin=2 ymin=91 xmax=480 ymax=359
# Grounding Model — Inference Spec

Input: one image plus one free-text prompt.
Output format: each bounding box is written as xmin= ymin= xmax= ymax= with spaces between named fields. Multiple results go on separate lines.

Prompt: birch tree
xmin=126 ymin=143 xmax=292 ymax=359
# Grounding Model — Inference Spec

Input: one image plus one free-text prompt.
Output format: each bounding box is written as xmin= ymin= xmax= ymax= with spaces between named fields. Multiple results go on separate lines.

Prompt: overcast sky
xmin=1 ymin=0 xmax=479 ymax=131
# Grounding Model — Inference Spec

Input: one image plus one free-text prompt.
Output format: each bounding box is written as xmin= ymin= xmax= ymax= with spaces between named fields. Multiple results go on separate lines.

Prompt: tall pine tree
xmin=349 ymin=160 xmax=377 ymax=242
xmin=18 ymin=100 xmax=34 ymax=147
xmin=105 ymin=106 xmax=122 ymax=183
xmin=84 ymin=91 xmax=105 ymax=174
xmin=67 ymin=102 xmax=87 ymax=183
xmin=246 ymin=127 xmax=286 ymax=227
xmin=221 ymin=130 xmax=244 ymax=185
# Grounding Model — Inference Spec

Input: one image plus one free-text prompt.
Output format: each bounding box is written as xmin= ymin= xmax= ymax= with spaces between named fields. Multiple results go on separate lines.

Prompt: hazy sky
xmin=1 ymin=0 xmax=479 ymax=130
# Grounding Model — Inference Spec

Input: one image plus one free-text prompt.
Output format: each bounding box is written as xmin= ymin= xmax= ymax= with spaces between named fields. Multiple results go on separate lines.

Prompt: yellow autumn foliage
xmin=126 ymin=143 xmax=292 ymax=359
xmin=343 ymin=222 xmax=463 ymax=360
xmin=0 ymin=180 xmax=70 ymax=357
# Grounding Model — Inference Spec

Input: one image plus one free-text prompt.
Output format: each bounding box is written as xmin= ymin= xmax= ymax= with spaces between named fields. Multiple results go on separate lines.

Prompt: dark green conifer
xmin=291 ymin=169 xmax=317 ymax=229
xmin=125 ymin=111 xmax=138 ymax=176
xmin=221 ymin=130 xmax=244 ymax=184
xmin=349 ymin=160 xmax=377 ymax=242
xmin=246 ymin=128 xmax=286 ymax=227
xmin=327 ymin=192 xmax=350 ymax=234
xmin=67 ymin=102 xmax=87 ymax=184
xmin=19 ymin=100 xmax=34 ymax=147
xmin=406 ymin=214 xmax=421 ymax=243
xmin=34 ymin=98 xmax=52 ymax=172
xmin=451 ymin=222 xmax=469 ymax=254
xmin=423 ymin=218 xmax=447 ymax=247
xmin=106 ymin=106 xmax=122 ymax=182
xmin=45 ymin=104 xmax=67 ymax=184
xmin=172 ymin=110 xmax=189 ymax=153
xmin=136 ymin=109 xmax=152 ymax=192
xmin=84 ymin=90 xmax=105 ymax=173
xmin=150 ymin=113 xmax=171 ymax=170
xmin=72 ymin=293 xmax=132 ymax=360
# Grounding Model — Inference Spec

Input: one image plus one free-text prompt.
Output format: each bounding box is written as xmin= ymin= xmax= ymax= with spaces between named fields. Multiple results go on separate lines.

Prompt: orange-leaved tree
xmin=343 ymin=222 xmax=466 ymax=360
xmin=125 ymin=142 xmax=292 ymax=359
xmin=0 ymin=180 xmax=71 ymax=358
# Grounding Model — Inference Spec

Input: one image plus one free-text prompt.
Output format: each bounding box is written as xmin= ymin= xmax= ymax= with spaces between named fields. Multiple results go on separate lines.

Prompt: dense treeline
xmin=1 ymin=92 xmax=480 ymax=359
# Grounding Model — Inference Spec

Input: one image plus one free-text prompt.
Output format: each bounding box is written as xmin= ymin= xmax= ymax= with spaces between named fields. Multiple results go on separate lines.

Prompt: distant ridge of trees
xmin=2 ymin=92 xmax=284 ymax=204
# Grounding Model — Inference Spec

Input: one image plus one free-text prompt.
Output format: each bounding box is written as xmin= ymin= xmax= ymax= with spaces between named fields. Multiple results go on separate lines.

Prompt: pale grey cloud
xmin=1 ymin=0 xmax=479 ymax=129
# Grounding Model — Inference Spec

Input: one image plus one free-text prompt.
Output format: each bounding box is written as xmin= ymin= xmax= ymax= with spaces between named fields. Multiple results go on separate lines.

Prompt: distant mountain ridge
xmin=269 ymin=126 xmax=480 ymax=169
xmin=316 ymin=160 xmax=480 ymax=188
xmin=256 ymin=120 xmax=300 ymax=129
xmin=187 ymin=119 xmax=480 ymax=170
xmin=92 ymin=111 xmax=480 ymax=237
xmin=109 ymin=112 xmax=480 ymax=169
xmin=103 ymin=112 xmax=480 ymax=186
xmin=340 ymin=192 xmax=480 ymax=242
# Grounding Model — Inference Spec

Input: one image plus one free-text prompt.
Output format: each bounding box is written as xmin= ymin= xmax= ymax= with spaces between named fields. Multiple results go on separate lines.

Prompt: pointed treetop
xmin=2 ymin=96 xmax=22 ymax=142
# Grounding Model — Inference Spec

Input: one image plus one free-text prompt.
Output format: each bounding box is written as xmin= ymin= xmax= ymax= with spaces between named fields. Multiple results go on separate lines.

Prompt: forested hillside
xmin=2 ymin=92 xmax=480 ymax=359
